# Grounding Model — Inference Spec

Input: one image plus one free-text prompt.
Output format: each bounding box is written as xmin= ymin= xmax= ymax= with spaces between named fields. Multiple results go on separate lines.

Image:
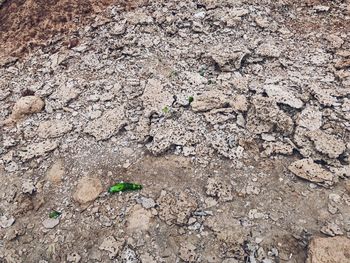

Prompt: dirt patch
xmin=0 ymin=0 xmax=146 ymax=58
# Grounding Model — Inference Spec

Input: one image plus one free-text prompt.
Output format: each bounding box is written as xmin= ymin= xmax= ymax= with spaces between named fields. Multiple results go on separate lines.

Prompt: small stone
xmin=67 ymin=252 xmax=81 ymax=263
xmin=0 ymin=215 xmax=15 ymax=228
xmin=306 ymin=236 xmax=350 ymax=263
xmin=99 ymin=236 xmax=124 ymax=259
xmin=288 ymin=158 xmax=333 ymax=185
xmin=73 ymin=177 xmax=103 ymax=204
xmin=264 ymin=85 xmax=304 ymax=109
xmin=46 ymin=159 xmax=65 ymax=184
xmin=313 ymin=5 xmax=330 ymax=12
xmin=320 ymin=221 xmax=344 ymax=237
xmin=120 ymin=246 xmax=139 ymax=263
xmin=22 ymin=180 xmax=36 ymax=194
xmin=3 ymin=96 xmax=45 ymax=124
xmin=179 ymin=242 xmax=197 ymax=262
xmin=296 ymin=106 xmax=322 ymax=131
xmin=42 ymin=218 xmax=59 ymax=229
xmin=137 ymin=196 xmax=156 ymax=209
xmin=345 ymin=181 xmax=350 ymax=194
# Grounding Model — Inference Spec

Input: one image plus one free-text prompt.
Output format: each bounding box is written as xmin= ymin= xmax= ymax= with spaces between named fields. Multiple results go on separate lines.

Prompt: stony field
xmin=0 ymin=0 xmax=350 ymax=262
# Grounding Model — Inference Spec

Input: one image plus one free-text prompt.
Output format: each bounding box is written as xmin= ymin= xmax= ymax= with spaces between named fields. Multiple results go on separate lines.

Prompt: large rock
xmin=84 ymin=107 xmax=126 ymax=141
xmin=2 ymin=96 xmax=45 ymax=125
xmin=141 ymin=78 xmax=173 ymax=117
xmin=18 ymin=141 xmax=58 ymax=161
xmin=73 ymin=177 xmax=103 ymax=204
xmin=37 ymin=120 xmax=73 ymax=138
xmin=306 ymin=130 xmax=346 ymax=158
xmin=306 ymin=236 xmax=350 ymax=263
xmin=264 ymin=85 xmax=304 ymax=109
xmin=288 ymin=158 xmax=334 ymax=185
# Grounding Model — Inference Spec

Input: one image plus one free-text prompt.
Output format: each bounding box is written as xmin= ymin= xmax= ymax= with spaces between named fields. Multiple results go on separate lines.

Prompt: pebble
xmin=0 ymin=215 xmax=15 ymax=228
xmin=42 ymin=218 xmax=59 ymax=229
xmin=73 ymin=177 xmax=103 ymax=204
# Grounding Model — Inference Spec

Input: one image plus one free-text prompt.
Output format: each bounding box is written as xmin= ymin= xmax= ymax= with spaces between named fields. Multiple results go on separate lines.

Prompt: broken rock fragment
xmin=209 ymin=45 xmax=250 ymax=71
xmin=37 ymin=120 xmax=73 ymax=138
xmin=99 ymin=236 xmax=124 ymax=259
xmin=18 ymin=141 xmax=58 ymax=161
xmin=296 ymin=106 xmax=322 ymax=131
xmin=306 ymin=130 xmax=346 ymax=159
xmin=2 ymin=96 xmax=44 ymax=125
xmin=157 ymin=190 xmax=197 ymax=225
xmin=288 ymin=158 xmax=333 ymax=185
xmin=84 ymin=107 xmax=125 ymax=141
xmin=264 ymin=85 xmax=304 ymax=109
xmin=141 ymin=78 xmax=173 ymax=117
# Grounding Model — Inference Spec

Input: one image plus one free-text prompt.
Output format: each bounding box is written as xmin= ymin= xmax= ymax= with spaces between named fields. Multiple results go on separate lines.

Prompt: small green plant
xmin=188 ymin=96 xmax=194 ymax=104
xmin=162 ymin=106 xmax=170 ymax=114
xmin=170 ymin=70 xmax=178 ymax=78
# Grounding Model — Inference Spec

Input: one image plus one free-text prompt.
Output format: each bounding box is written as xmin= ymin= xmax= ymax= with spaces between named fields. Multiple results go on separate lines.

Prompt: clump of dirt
xmin=0 ymin=0 xmax=146 ymax=58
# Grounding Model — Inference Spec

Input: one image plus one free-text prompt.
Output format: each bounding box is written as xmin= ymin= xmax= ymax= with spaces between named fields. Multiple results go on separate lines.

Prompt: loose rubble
xmin=0 ymin=0 xmax=350 ymax=262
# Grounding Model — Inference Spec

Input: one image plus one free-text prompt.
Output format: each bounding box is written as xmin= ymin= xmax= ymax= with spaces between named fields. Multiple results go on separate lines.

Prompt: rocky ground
xmin=1 ymin=0 xmax=350 ymax=262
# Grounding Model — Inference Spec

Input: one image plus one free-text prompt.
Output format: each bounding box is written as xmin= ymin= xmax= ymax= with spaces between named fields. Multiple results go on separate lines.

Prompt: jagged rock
xmin=306 ymin=130 xmax=346 ymax=158
xmin=84 ymin=107 xmax=126 ymax=141
xmin=0 ymin=215 xmax=15 ymax=228
xmin=99 ymin=236 xmax=124 ymax=259
xmin=67 ymin=252 xmax=81 ymax=263
xmin=141 ymin=78 xmax=173 ymax=117
xmin=288 ymin=158 xmax=334 ymax=185
xmin=50 ymin=83 xmax=80 ymax=105
xmin=296 ymin=106 xmax=323 ymax=131
xmin=18 ymin=141 xmax=58 ymax=161
xmin=2 ymin=96 xmax=44 ymax=125
xmin=191 ymin=90 xmax=228 ymax=112
xmin=246 ymin=96 xmax=294 ymax=135
xmin=306 ymin=236 xmax=350 ymax=263
xmin=264 ymin=85 xmax=303 ymax=109
xmin=126 ymin=204 xmax=153 ymax=233
xmin=37 ymin=120 xmax=73 ymax=138
xmin=73 ymin=177 xmax=103 ymax=204
xmin=209 ymin=45 xmax=250 ymax=71
xmin=179 ymin=242 xmax=198 ymax=262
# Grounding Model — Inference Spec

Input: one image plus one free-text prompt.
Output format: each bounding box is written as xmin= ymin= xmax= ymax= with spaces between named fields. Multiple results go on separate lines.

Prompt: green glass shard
xmin=108 ymin=182 xmax=143 ymax=193
xmin=49 ymin=210 xmax=61 ymax=219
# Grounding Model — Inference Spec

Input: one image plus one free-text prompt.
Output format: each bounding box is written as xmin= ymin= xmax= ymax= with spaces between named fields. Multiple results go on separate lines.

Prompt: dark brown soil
xmin=0 ymin=0 xmax=129 ymax=58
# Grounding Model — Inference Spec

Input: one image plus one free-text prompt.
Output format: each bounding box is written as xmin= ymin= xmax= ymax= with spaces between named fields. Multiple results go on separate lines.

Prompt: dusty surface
xmin=1 ymin=0 xmax=350 ymax=262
